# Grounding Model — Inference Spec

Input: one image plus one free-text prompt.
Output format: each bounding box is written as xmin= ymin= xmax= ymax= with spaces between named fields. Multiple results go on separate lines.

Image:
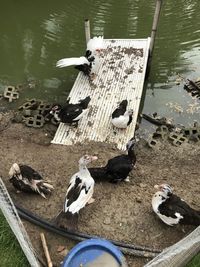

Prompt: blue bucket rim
xmin=62 ymin=238 xmax=124 ymax=267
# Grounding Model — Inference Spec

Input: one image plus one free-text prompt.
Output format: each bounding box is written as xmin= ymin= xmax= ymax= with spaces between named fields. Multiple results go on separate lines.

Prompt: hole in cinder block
xmin=176 ymin=141 xmax=182 ymax=145
xmin=150 ymin=140 xmax=157 ymax=146
xmin=28 ymin=120 xmax=34 ymax=125
xmin=171 ymin=134 xmax=178 ymax=138
xmin=6 ymin=92 xmax=11 ymax=96
xmin=24 ymin=103 xmax=30 ymax=107
xmin=180 ymin=138 xmax=186 ymax=142
xmin=184 ymin=130 xmax=190 ymax=135
xmin=36 ymin=121 xmax=42 ymax=126
xmin=192 ymin=129 xmax=197 ymax=135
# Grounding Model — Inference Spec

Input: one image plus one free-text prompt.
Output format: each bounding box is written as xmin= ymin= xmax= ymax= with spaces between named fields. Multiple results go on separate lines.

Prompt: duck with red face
xmin=152 ymin=183 xmax=200 ymax=226
xmin=50 ymin=96 xmax=91 ymax=125
xmin=54 ymin=155 xmax=98 ymax=229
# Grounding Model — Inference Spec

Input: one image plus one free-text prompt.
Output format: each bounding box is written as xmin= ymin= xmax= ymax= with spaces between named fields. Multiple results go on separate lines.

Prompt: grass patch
xmin=0 ymin=211 xmax=29 ymax=267
xmin=185 ymin=254 xmax=200 ymax=267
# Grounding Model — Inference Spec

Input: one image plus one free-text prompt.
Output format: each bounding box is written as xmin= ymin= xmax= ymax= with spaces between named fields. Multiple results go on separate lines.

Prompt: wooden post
xmin=85 ymin=19 xmax=91 ymax=45
xmin=40 ymin=233 xmax=53 ymax=267
xmin=149 ymin=0 xmax=163 ymax=57
xmin=146 ymin=0 xmax=163 ymax=78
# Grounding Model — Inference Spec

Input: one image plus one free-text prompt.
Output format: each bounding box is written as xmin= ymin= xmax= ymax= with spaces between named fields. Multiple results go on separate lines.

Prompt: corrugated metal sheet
xmin=51 ymin=38 xmax=151 ymax=150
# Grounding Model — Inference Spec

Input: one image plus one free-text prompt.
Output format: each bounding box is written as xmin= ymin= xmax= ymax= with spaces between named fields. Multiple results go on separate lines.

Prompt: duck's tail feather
xmin=78 ymin=96 xmax=91 ymax=109
xmin=36 ymin=181 xmax=54 ymax=198
xmin=119 ymin=100 xmax=128 ymax=109
xmin=56 ymin=57 xmax=89 ymax=68
xmin=88 ymin=167 xmax=111 ymax=182
xmin=53 ymin=210 xmax=78 ymax=230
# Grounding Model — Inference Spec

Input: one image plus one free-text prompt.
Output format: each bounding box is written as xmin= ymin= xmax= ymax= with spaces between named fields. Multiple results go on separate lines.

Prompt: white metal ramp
xmin=51 ymin=38 xmax=151 ymax=150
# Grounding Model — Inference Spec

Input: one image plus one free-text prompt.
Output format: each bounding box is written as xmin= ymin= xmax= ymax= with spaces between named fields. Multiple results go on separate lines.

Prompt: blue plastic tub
xmin=62 ymin=238 xmax=127 ymax=267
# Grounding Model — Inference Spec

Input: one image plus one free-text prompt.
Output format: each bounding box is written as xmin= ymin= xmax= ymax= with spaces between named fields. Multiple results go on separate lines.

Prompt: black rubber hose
xmin=15 ymin=203 xmax=161 ymax=258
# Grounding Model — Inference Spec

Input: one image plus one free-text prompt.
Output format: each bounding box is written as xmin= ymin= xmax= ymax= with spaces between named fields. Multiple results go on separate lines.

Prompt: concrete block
xmin=153 ymin=125 xmax=169 ymax=140
xmin=4 ymin=86 xmax=19 ymax=102
xmin=25 ymin=114 xmax=45 ymax=128
xmin=148 ymin=138 xmax=159 ymax=148
xmin=168 ymin=132 xmax=188 ymax=146
xmin=18 ymin=99 xmax=39 ymax=111
xmin=38 ymin=103 xmax=52 ymax=115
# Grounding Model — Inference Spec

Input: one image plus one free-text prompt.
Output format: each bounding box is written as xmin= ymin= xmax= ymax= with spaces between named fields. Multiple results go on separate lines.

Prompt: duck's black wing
xmin=112 ymin=100 xmax=128 ymax=119
xmin=88 ymin=167 xmax=112 ymax=182
xmin=10 ymin=177 xmax=34 ymax=193
xmin=105 ymin=155 xmax=133 ymax=182
xmin=60 ymin=104 xmax=83 ymax=122
xmin=19 ymin=165 xmax=43 ymax=181
xmin=159 ymin=194 xmax=200 ymax=226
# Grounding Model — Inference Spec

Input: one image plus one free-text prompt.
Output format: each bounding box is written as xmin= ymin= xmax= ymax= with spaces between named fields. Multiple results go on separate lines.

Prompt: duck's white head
xmin=125 ymin=109 xmax=133 ymax=116
xmin=152 ymin=184 xmax=171 ymax=213
xmin=50 ymin=104 xmax=62 ymax=115
xmin=79 ymin=155 xmax=98 ymax=166
xmin=9 ymin=163 xmax=22 ymax=180
xmin=154 ymin=184 xmax=173 ymax=195
xmin=126 ymin=136 xmax=139 ymax=150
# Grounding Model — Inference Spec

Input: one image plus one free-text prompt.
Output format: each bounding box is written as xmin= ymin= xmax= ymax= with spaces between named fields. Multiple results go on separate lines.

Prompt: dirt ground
xmin=0 ymin=111 xmax=199 ymax=267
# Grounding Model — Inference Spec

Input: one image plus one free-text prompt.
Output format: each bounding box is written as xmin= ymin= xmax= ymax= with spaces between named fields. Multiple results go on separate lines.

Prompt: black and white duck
xmin=9 ymin=163 xmax=54 ymax=198
xmin=56 ymin=36 xmax=104 ymax=80
xmin=111 ymin=100 xmax=133 ymax=129
xmin=50 ymin=96 xmax=91 ymax=125
xmin=55 ymin=155 xmax=98 ymax=229
xmin=89 ymin=137 xmax=137 ymax=183
xmin=152 ymin=184 xmax=200 ymax=226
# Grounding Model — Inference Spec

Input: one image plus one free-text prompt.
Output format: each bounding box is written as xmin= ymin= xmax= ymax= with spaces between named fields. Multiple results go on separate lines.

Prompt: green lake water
xmin=1 ymin=0 xmax=200 ymax=130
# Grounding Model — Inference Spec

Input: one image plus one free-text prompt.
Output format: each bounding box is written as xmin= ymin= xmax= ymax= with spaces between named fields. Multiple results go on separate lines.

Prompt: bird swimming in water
xmin=9 ymin=163 xmax=54 ymax=198
xmin=54 ymin=155 xmax=98 ymax=229
xmin=111 ymin=100 xmax=133 ymax=129
xmin=89 ymin=137 xmax=137 ymax=183
xmin=56 ymin=36 xmax=104 ymax=80
xmin=152 ymin=184 xmax=200 ymax=226
xmin=50 ymin=96 xmax=91 ymax=125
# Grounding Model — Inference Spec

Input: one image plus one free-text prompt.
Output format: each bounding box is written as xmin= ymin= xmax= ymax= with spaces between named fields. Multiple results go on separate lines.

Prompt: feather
xmin=87 ymin=36 xmax=104 ymax=52
xmin=56 ymin=56 xmax=89 ymax=68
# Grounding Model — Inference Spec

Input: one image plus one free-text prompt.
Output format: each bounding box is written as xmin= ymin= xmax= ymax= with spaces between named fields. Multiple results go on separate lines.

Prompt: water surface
xmin=1 ymin=0 xmax=200 ymax=129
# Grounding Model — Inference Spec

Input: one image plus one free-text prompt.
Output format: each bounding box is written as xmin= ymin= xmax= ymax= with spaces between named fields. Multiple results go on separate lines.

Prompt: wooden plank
xmin=51 ymin=38 xmax=151 ymax=150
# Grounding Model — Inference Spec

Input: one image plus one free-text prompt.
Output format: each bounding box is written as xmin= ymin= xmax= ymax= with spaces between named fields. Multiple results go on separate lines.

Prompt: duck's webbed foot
xmin=89 ymin=73 xmax=96 ymax=82
xmin=124 ymin=176 xmax=130 ymax=183
xmin=87 ymin=197 xmax=95 ymax=205
xmin=71 ymin=121 xmax=79 ymax=128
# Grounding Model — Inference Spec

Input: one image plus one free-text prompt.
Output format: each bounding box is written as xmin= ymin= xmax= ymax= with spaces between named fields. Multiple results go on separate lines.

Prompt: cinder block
xmin=22 ymin=109 xmax=40 ymax=117
xmin=169 ymin=132 xmax=187 ymax=146
xmin=148 ymin=138 xmax=159 ymax=148
xmin=154 ymin=125 xmax=169 ymax=140
xmin=4 ymin=86 xmax=19 ymax=102
xmin=18 ymin=99 xmax=39 ymax=111
xmin=25 ymin=114 xmax=45 ymax=128
xmin=38 ymin=103 xmax=52 ymax=115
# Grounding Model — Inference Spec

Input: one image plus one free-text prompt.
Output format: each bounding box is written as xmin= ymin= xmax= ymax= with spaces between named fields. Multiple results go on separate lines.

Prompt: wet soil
xmin=0 ymin=111 xmax=199 ymax=267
